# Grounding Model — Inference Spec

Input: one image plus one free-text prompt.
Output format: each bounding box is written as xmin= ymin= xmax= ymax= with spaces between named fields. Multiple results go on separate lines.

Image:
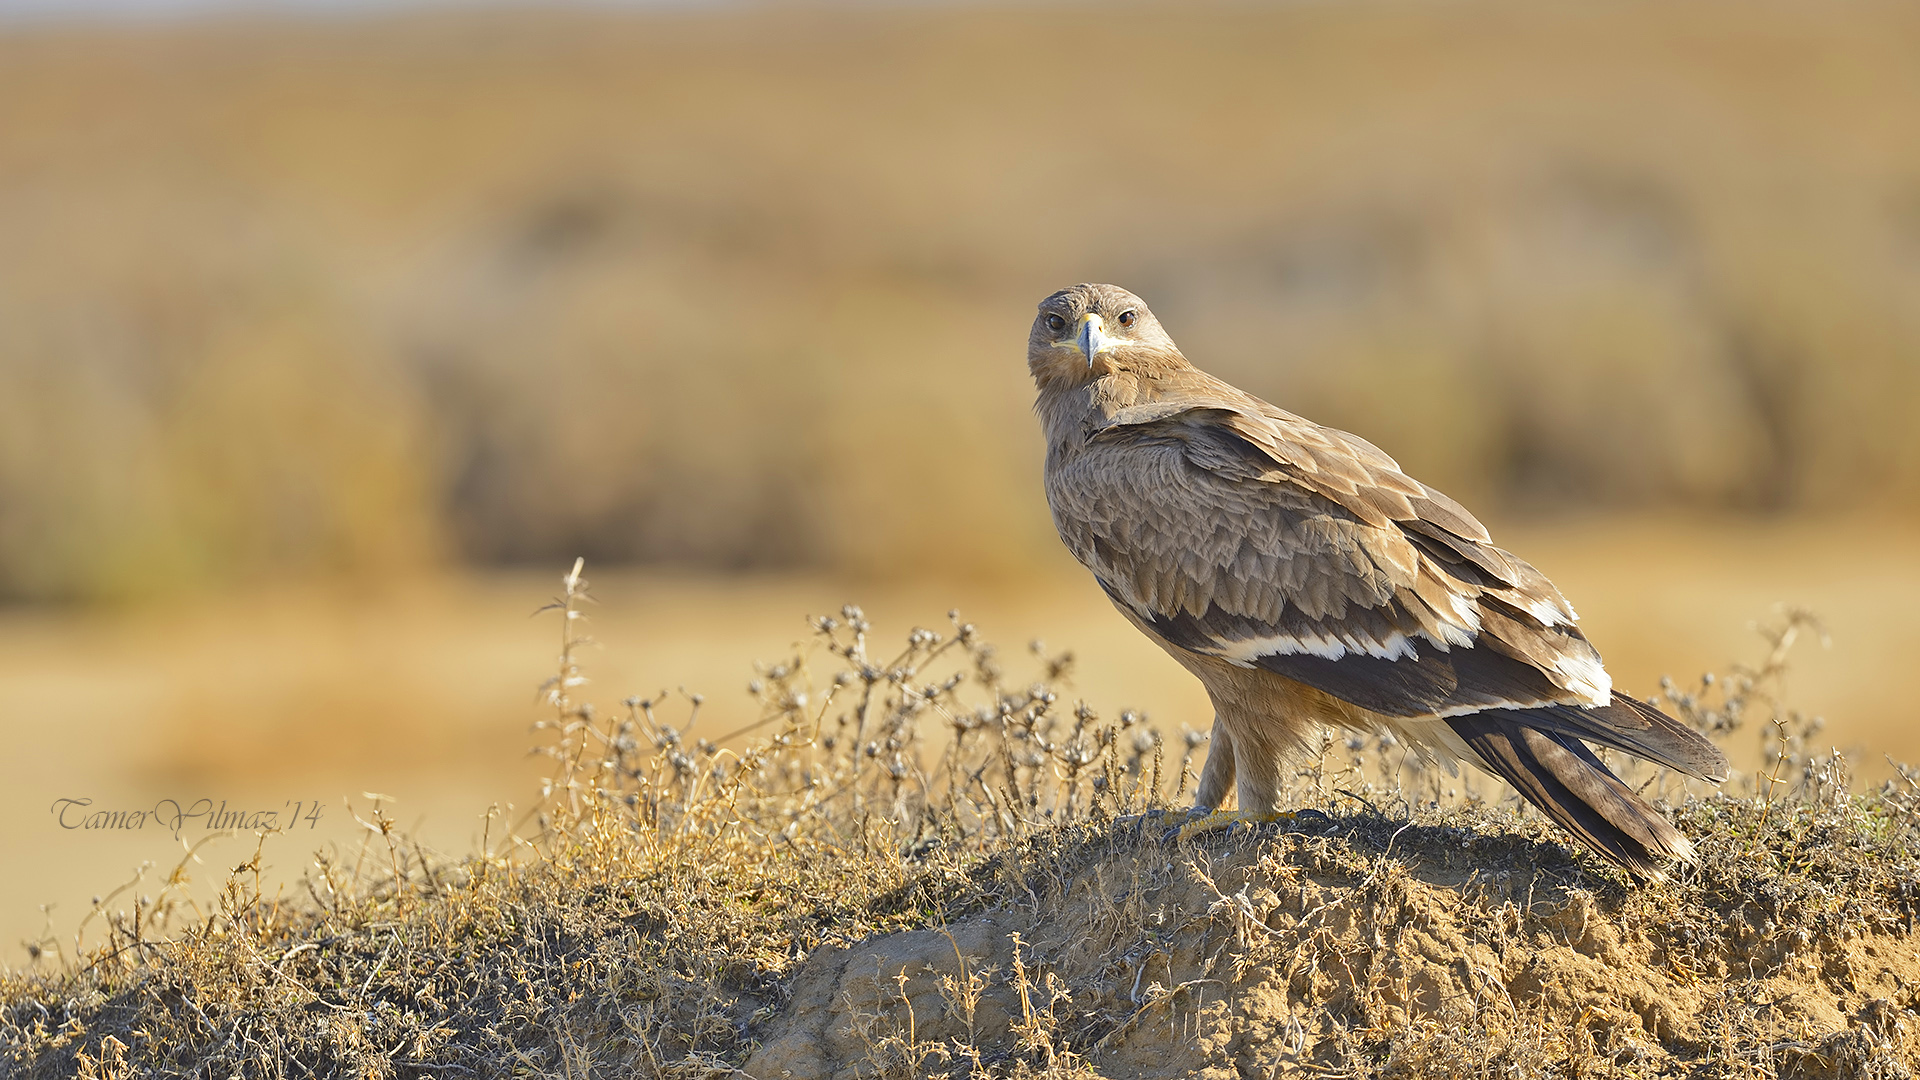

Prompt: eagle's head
xmin=1028 ymin=283 xmax=1184 ymax=390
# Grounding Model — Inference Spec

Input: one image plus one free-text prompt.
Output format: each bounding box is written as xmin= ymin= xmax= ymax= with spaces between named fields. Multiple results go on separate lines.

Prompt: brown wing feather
xmin=1065 ymin=387 xmax=1606 ymax=713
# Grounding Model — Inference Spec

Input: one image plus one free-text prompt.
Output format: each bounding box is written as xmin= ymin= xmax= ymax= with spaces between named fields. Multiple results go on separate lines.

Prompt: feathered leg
xmin=1193 ymin=715 xmax=1235 ymax=810
xmin=1179 ymin=709 xmax=1298 ymax=841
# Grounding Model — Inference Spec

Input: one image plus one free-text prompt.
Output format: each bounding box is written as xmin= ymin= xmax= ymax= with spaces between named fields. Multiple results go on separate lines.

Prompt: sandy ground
xmin=1 ymin=515 xmax=1916 ymax=964
xmin=746 ymin=822 xmax=1920 ymax=1077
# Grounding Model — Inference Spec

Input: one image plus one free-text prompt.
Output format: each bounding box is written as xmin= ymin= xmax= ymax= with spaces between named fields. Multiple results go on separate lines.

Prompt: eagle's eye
xmin=1044 ymin=313 xmax=1067 ymax=334
xmin=1117 ymin=309 xmax=1138 ymax=328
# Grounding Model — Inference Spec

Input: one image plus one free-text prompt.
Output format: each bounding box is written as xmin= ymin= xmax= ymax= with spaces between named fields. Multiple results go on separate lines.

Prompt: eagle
xmin=1030 ymin=283 xmax=1728 ymax=876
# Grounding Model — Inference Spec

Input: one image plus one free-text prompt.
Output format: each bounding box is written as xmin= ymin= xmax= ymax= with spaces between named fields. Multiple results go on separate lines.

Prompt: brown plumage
xmin=1029 ymin=283 xmax=1727 ymax=877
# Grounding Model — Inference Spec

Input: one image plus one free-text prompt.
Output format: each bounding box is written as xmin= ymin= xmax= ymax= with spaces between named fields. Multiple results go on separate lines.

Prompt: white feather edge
xmin=1551 ymin=651 xmax=1613 ymax=705
xmin=1503 ymin=591 xmax=1577 ymax=628
xmin=1137 ymin=606 xmax=1612 ymax=709
xmin=1207 ymin=628 xmax=1421 ymax=663
xmin=1110 ymin=565 xmax=1607 ymax=704
xmin=1161 ymin=608 xmax=1481 ymax=666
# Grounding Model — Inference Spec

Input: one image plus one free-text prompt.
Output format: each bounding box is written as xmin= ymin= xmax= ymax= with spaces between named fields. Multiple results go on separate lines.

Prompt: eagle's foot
xmin=1172 ymin=807 xmax=1328 ymax=844
xmin=1112 ymin=808 xmax=1183 ymax=837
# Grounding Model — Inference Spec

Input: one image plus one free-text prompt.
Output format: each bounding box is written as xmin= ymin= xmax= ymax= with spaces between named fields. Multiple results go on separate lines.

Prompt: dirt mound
xmin=748 ymin=814 xmax=1920 ymax=1079
xmin=10 ymin=598 xmax=1919 ymax=1079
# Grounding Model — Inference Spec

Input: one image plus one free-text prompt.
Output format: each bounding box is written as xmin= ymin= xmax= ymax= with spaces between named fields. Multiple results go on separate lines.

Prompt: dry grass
xmin=3 ymin=562 xmax=1917 ymax=1078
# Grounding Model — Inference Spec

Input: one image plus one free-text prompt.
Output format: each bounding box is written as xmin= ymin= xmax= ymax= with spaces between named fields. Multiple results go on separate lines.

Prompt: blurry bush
xmin=1 ymin=2 xmax=1917 ymax=600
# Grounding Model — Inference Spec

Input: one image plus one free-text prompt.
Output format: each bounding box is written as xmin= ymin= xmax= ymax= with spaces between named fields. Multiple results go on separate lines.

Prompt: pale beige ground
xmin=2 ymin=515 xmax=1916 ymax=965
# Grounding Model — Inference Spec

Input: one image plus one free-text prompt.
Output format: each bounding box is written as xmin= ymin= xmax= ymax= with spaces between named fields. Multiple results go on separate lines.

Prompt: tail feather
xmin=1447 ymin=711 xmax=1699 ymax=877
xmin=1520 ymin=694 xmax=1729 ymax=782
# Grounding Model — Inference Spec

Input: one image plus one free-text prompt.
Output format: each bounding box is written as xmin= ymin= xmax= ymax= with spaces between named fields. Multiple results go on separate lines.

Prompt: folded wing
xmin=1045 ymin=382 xmax=1728 ymax=785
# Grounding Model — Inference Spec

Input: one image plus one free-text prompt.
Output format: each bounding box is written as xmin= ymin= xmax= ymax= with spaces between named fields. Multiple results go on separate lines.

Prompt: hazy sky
xmin=0 ymin=0 xmax=730 ymax=24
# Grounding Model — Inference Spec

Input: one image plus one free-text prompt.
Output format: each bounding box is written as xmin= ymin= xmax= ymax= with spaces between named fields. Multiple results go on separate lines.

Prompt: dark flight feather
xmin=1447 ymin=712 xmax=1696 ymax=877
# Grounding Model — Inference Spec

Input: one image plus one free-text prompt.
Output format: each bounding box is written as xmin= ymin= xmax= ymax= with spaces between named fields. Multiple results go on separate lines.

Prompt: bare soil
xmin=750 ymin=809 xmax=1920 ymax=1079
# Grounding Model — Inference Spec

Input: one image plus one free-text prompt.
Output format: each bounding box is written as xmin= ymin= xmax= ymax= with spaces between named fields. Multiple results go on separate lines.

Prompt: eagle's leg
xmin=1176 ymin=712 xmax=1298 ymax=841
xmin=1192 ymin=715 xmax=1235 ymax=810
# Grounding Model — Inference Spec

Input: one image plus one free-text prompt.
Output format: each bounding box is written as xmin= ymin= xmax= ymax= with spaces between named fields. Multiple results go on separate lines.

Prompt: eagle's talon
xmin=1113 ymin=809 xmax=1167 ymax=836
xmin=1116 ymin=808 xmax=1198 ymax=840
xmin=1173 ymin=808 xmax=1299 ymax=844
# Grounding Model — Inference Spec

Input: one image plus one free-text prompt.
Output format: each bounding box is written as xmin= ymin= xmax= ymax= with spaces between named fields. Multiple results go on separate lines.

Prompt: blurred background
xmin=4 ymin=0 xmax=1920 ymax=960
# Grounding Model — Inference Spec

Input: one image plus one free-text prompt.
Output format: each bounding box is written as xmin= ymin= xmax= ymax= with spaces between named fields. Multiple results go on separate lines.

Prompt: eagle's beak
xmin=1078 ymin=313 xmax=1116 ymax=367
